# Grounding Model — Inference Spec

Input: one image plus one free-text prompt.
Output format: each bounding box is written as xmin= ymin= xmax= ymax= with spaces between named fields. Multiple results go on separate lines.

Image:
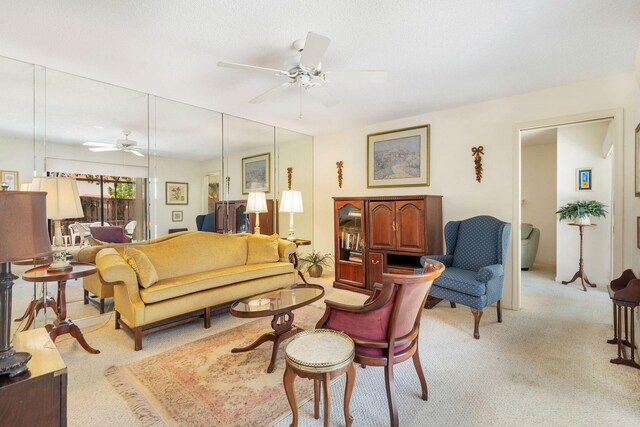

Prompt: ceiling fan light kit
xmin=218 ymin=32 xmax=388 ymax=109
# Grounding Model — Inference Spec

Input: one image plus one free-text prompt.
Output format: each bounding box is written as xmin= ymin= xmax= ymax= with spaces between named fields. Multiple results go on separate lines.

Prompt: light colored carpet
xmin=9 ymin=267 xmax=640 ymax=426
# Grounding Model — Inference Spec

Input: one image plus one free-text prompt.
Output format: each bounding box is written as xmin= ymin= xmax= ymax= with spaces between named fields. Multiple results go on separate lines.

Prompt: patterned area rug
xmin=105 ymin=305 xmax=325 ymax=426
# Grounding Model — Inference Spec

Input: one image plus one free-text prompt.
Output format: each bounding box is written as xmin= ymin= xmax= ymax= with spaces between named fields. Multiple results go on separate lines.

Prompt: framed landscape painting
xmin=242 ymin=153 xmax=270 ymax=194
xmin=367 ymin=125 xmax=430 ymax=188
xmin=166 ymin=181 xmax=188 ymax=205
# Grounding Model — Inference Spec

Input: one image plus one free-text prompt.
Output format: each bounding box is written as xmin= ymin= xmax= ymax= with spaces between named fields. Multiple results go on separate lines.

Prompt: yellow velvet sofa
xmin=96 ymin=231 xmax=297 ymax=350
xmin=76 ymin=231 xmax=194 ymax=313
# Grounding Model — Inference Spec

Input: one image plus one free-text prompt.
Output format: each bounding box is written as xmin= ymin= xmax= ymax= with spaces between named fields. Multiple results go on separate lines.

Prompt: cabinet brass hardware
xmin=392 ymin=220 xmax=397 ymax=231
xmin=371 ymin=259 xmax=380 ymax=264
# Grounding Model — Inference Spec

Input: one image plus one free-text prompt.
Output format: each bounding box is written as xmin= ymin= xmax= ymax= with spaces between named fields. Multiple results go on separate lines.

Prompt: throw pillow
xmin=246 ymin=234 xmax=280 ymax=265
xmin=122 ymin=247 xmax=159 ymax=288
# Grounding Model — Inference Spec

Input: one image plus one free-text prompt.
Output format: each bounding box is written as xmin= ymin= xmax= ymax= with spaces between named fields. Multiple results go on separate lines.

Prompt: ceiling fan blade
xmin=308 ymin=84 xmax=339 ymax=108
xmin=323 ymin=70 xmax=388 ymax=84
xmin=299 ymin=33 xmax=331 ymax=69
xmin=83 ymin=141 xmax=114 ymax=147
xmin=89 ymin=147 xmax=119 ymax=152
xmin=249 ymin=82 xmax=293 ymax=104
xmin=217 ymin=61 xmax=289 ymax=76
xmin=129 ymin=149 xmax=145 ymax=157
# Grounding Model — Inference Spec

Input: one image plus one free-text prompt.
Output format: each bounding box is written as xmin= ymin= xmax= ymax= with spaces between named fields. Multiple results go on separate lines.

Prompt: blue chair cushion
xmin=451 ymin=216 xmax=502 ymax=271
xmin=434 ymin=267 xmax=487 ymax=297
xmin=201 ymin=212 xmax=215 ymax=232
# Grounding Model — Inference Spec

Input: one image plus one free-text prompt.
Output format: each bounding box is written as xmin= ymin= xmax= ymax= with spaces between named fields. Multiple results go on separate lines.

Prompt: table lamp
xmin=279 ymin=190 xmax=303 ymax=241
xmin=246 ymin=191 xmax=268 ymax=234
xmin=0 ymin=191 xmax=52 ymax=377
xmin=30 ymin=177 xmax=84 ymax=270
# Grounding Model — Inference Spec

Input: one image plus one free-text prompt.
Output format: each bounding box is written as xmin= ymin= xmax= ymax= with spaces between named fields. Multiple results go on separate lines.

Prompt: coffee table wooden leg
xmin=344 ymin=363 xmax=355 ymax=427
xmin=314 ymin=379 xmax=320 ymax=419
xmin=231 ymin=332 xmax=275 ymax=353
xmin=323 ymin=372 xmax=331 ymax=427
xmin=283 ymin=365 xmax=298 ymax=427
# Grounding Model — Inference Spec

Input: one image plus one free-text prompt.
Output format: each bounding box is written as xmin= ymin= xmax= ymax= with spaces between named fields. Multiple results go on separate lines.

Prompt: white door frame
xmin=511 ymin=109 xmax=624 ymax=310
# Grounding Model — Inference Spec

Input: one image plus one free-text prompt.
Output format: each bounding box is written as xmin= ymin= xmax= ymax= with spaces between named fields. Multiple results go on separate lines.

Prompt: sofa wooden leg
xmin=449 ymin=301 xmax=456 ymax=308
xmin=471 ymin=308 xmax=483 ymax=339
xmin=83 ymin=289 xmax=89 ymax=305
xmin=100 ymin=299 xmax=105 ymax=314
xmin=204 ymin=307 xmax=211 ymax=329
xmin=134 ymin=327 xmax=143 ymax=351
xmin=115 ymin=311 xmax=121 ymax=330
xmin=497 ymin=300 xmax=502 ymax=323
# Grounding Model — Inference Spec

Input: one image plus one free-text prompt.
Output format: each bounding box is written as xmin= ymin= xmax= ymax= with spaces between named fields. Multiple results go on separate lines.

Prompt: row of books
xmin=340 ymin=228 xmax=363 ymax=252
xmin=348 ymin=251 xmax=363 ymax=263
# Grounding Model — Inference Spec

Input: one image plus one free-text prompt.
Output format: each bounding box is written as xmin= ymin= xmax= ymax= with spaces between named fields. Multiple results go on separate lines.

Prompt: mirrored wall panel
xmin=149 ymin=97 xmax=222 ymax=237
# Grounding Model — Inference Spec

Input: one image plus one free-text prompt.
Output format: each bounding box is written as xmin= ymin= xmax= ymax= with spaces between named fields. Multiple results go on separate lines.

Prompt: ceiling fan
xmin=217 ymin=32 xmax=388 ymax=107
xmin=83 ymin=130 xmax=145 ymax=157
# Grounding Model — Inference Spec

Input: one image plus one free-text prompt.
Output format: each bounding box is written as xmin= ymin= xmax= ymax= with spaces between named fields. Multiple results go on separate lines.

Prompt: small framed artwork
xmin=166 ymin=181 xmax=188 ymax=205
xmin=576 ymin=168 xmax=592 ymax=191
xmin=367 ymin=125 xmax=430 ymax=188
xmin=635 ymin=122 xmax=640 ymax=197
xmin=172 ymin=211 xmax=183 ymax=222
xmin=0 ymin=170 xmax=19 ymax=190
xmin=242 ymin=153 xmax=270 ymax=194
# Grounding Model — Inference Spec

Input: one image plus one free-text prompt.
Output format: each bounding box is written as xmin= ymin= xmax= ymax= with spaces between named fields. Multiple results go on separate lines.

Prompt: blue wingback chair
xmin=195 ymin=212 xmax=215 ymax=232
xmin=420 ymin=215 xmax=511 ymax=339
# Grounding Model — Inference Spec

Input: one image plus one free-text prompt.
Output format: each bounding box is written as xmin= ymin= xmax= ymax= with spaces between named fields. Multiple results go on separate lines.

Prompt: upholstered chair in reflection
xmin=89 ymin=225 xmax=131 ymax=244
xmin=421 ymin=215 xmax=511 ymax=339
xmin=520 ymin=223 xmax=540 ymax=270
xmin=316 ymin=264 xmax=444 ymax=427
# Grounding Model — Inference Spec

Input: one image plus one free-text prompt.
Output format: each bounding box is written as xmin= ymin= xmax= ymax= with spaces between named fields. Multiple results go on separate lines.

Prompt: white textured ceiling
xmin=0 ymin=0 xmax=639 ymax=136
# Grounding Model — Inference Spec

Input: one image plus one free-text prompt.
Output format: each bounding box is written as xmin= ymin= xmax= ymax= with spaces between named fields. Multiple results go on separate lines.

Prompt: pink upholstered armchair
xmin=316 ymin=262 xmax=444 ymax=427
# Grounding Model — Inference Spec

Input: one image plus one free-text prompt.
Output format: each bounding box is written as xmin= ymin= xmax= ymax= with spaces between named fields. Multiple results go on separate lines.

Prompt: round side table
xmin=22 ymin=262 xmax=100 ymax=354
xmin=283 ymin=329 xmax=355 ymax=427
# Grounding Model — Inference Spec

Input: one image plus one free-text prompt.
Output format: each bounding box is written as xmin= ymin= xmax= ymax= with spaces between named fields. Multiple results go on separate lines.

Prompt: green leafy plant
xmin=555 ymin=200 xmax=607 ymax=222
xmin=298 ymin=251 xmax=334 ymax=271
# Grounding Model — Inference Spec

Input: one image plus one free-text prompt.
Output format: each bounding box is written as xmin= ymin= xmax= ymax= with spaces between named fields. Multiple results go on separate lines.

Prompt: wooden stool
xmin=608 ymin=276 xmax=640 ymax=370
xmin=283 ymin=329 xmax=356 ymax=427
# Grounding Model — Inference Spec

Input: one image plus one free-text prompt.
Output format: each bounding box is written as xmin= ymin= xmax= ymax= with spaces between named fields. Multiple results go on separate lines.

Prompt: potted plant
xmin=556 ymin=200 xmax=607 ymax=225
xmin=298 ymin=251 xmax=334 ymax=278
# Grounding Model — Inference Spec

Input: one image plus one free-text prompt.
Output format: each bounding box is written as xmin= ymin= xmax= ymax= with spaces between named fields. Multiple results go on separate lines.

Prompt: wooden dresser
xmin=333 ymin=195 xmax=443 ymax=294
xmin=0 ymin=329 xmax=67 ymax=426
xmin=214 ymin=199 xmax=276 ymax=234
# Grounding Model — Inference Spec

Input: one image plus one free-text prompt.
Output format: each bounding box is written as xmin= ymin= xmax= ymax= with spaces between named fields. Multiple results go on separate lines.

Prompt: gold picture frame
xmin=242 ymin=153 xmax=270 ymax=194
xmin=0 ymin=170 xmax=19 ymax=191
xmin=637 ymin=217 xmax=640 ymax=250
xmin=367 ymin=125 xmax=430 ymax=188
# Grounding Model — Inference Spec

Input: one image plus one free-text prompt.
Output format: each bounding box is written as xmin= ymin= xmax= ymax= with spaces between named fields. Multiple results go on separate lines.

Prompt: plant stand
xmin=562 ymin=223 xmax=596 ymax=291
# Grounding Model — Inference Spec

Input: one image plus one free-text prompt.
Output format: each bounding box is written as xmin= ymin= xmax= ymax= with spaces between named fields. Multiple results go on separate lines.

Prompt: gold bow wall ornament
xmin=471 ymin=146 xmax=484 ymax=183
xmin=336 ymin=161 xmax=344 ymax=188
xmin=287 ymin=167 xmax=293 ymax=190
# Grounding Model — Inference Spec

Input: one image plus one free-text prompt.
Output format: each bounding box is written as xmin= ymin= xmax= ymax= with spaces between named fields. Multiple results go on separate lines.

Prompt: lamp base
xmin=0 ymin=348 xmax=31 ymax=377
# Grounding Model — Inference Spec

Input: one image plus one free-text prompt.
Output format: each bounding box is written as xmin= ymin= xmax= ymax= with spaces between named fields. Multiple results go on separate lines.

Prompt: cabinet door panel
xmin=367 ymin=252 xmax=384 ymax=289
xmin=396 ymin=200 xmax=425 ymax=253
xmin=368 ymin=201 xmax=396 ymax=250
xmin=215 ymin=203 xmax=226 ymax=232
xmin=337 ymin=261 xmax=365 ymax=287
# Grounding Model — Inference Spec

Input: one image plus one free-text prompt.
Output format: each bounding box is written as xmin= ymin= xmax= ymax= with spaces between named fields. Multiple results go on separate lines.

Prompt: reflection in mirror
xmin=221 ymin=115 xmax=275 ymax=234
xmin=150 ymin=97 xmax=222 ymax=237
xmin=43 ymin=69 xmax=149 ymax=243
xmin=276 ymin=128 xmax=313 ymax=254
xmin=0 ymin=56 xmax=35 ymax=190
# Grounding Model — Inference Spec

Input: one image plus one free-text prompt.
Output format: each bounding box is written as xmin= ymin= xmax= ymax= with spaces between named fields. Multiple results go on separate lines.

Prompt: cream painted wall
xmin=556 ymin=122 xmax=612 ymax=284
xmin=0 ymin=135 xmax=35 ymax=186
xmin=522 ymin=141 xmax=557 ymax=267
xmin=314 ymin=71 xmax=640 ymax=310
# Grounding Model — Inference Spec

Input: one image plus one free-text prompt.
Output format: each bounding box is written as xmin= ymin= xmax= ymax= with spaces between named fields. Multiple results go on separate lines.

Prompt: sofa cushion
xmin=247 ymin=234 xmax=279 ymax=265
xmin=135 ymin=232 xmax=248 ymax=280
xmin=521 ymin=223 xmax=533 ymax=239
xmin=121 ymin=248 xmax=158 ymax=288
xmin=139 ymin=261 xmax=294 ymax=304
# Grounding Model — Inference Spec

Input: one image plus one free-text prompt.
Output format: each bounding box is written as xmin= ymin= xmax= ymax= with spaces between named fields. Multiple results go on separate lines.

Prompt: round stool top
xmin=285 ymin=329 xmax=354 ymax=373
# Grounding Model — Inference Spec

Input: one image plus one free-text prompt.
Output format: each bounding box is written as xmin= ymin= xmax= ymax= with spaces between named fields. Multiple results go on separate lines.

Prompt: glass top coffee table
xmin=230 ymin=284 xmax=325 ymax=373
